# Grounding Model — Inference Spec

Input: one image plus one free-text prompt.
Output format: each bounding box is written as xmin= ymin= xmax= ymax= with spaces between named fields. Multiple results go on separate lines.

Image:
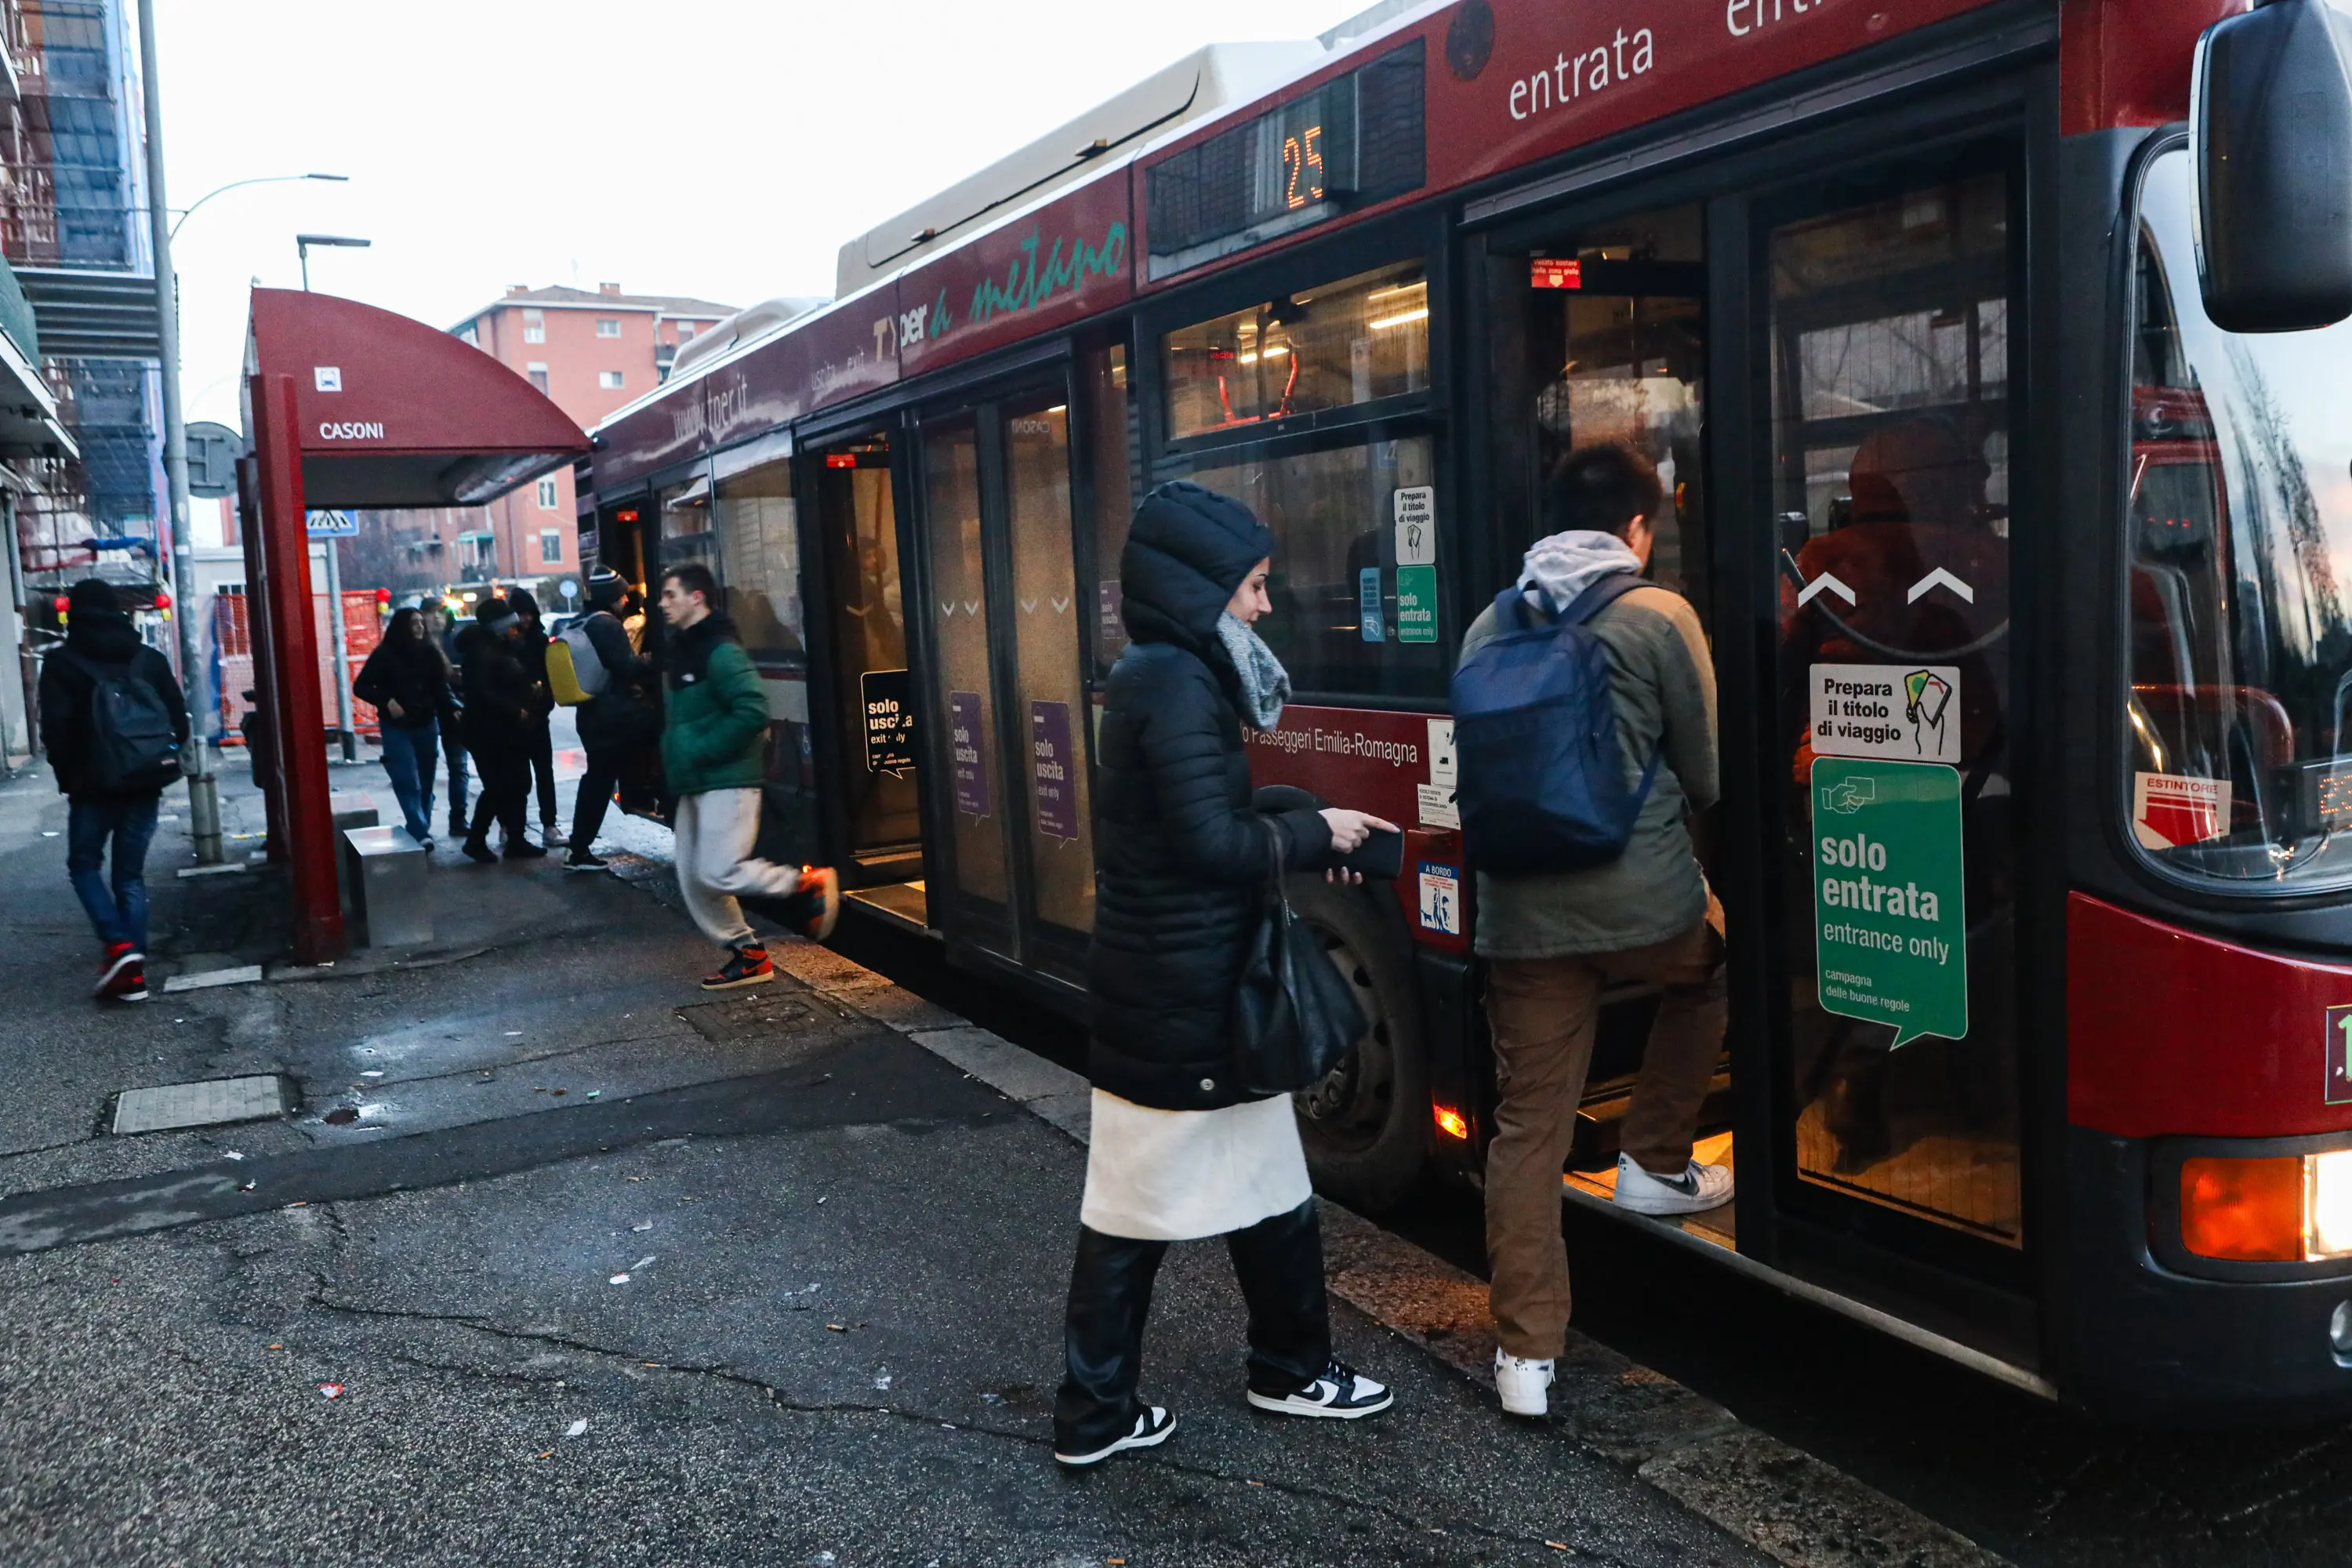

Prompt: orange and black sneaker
xmin=789 ymin=866 xmax=841 ymax=942
xmin=701 ymin=944 xmax=775 ymax=991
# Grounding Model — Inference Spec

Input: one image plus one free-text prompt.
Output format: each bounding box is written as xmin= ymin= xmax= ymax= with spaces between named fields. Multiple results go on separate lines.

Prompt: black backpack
xmin=61 ymin=650 xmax=180 ymax=795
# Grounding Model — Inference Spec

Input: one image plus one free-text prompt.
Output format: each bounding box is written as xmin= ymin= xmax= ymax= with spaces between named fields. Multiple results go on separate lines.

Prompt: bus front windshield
xmin=2127 ymin=148 xmax=2352 ymax=890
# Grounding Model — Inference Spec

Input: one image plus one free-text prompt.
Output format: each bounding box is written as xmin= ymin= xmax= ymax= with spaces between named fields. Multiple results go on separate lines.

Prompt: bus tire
xmin=1285 ymin=873 xmax=1429 ymax=1215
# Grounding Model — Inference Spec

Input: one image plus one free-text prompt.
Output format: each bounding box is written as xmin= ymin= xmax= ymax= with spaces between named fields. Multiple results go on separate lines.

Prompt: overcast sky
xmin=156 ymin=0 xmax=1371 ymax=430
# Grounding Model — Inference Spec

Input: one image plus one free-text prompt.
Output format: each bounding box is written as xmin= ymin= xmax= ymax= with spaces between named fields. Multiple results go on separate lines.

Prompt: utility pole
xmin=135 ymin=0 xmax=222 ymax=865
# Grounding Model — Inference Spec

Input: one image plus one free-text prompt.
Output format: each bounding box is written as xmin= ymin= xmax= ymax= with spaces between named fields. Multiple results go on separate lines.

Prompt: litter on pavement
xmin=318 ymin=1384 xmax=343 ymax=1399
xmin=564 ymin=1419 xmax=588 ymax=1439
xmin=631 ymin=1222 xmax=653 ymax=1232
xmin=608 ymin=1273 xmax=630 ymax=1286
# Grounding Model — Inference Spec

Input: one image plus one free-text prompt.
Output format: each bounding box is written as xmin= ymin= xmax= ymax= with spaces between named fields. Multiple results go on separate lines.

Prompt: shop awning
xmin=245 ymin=288 xmax=588 ymax=508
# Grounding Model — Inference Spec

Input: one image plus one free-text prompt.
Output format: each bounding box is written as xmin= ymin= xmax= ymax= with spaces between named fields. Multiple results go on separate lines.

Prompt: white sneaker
xmin=1054 ymin=1405 xmax=1174 ymax=1466
xmin=1613 ymin=1153 xmax=1735 ymax=1216
xmin=1494 ymin=1349 xmax=1555 ymax=1418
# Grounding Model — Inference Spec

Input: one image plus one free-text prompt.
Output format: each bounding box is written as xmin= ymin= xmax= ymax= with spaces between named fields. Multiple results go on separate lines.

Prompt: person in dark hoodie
xmin=38 ymin=578 xmax=188 ymax=1002
xmin=456 ymin=597 xmax=543 ymax=864
xmin=437 ymin=603 xmax=474 ymax=839
xmin=1051 ymin=483 xmax=1398 ymax=1468
xmin=564 ymin=567 xmax=657 ymax=871
xmin=655 ymin=562 xmax=838 ymax=988
xmin=503 ymin=586 xmax=564 ymax=848
xmin=351 ymin=607 xmax=452 ymax=848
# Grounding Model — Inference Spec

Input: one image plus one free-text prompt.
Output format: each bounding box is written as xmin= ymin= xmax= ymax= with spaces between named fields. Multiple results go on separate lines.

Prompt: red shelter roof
xmin=245 ymin=287 xmax=587 ymax=507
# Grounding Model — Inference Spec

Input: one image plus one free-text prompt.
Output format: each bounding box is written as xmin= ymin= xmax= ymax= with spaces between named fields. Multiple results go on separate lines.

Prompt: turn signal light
xmin=1433 ymin=1105 xmax=1469 ymax=1141
xmin=2180 ymin=1152 xmax=2352 ymax=1262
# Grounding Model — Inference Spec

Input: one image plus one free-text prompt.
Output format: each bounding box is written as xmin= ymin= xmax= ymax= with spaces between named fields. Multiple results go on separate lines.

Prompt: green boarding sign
xmin=1396 ymin=564 xmax=1439 ymax=644
xmin=1810 ymin=757 xmax=1968 ymax=1047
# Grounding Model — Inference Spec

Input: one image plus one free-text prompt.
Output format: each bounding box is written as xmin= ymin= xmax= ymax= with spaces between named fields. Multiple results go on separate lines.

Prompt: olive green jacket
xmin=1457 ymin=584 xmax=1719 ymax=960
xmin=659 ymin=615 xmax=770 ymax=797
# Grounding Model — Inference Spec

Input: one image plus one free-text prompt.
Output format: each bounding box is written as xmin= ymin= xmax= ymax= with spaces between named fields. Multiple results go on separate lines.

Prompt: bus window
xmin=1005 ymin=397 xmax=1097 ymax=935
xmin=1769 ymin=162 xmax=2021 ymax=1245
xmin=713 ymin=456 xmax=817 ymax=864
xmin=1183 ymin=433 xmax=1446 ymax=701
xmin=1162 ymin=262 xmax=1430 ymax=441
xmin=2125 ymin=150 xmax=2352 ymax=890
xmin=657 ymin=473 xmax=713 ymax=568
xmin=1083 ymin=342 xmax=1136 ymax=677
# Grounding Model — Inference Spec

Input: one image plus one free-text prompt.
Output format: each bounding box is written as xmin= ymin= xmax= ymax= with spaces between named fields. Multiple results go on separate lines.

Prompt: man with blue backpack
xmin=1450 ymin=445 xmax=1728 ymax=1421
xmin=38 ymin=578 xmax=189 ymax=1004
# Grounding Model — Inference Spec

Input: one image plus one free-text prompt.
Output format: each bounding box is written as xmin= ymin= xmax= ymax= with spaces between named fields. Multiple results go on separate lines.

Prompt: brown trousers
xmin=1483 ymin=915 xmax=1726 ymax=1359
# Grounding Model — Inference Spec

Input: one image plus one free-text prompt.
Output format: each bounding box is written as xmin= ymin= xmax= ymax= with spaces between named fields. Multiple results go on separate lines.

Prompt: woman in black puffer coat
xmin=1054 ymin=481 xmax=1399 ymax=1467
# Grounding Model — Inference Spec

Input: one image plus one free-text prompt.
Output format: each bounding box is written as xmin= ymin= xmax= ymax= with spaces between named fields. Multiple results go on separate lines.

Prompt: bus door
xmin=1480 ymin=203 xmax=1722 ymax=1225
xmin=1755 ymin=143 xmax=2025 ymax=1286
xmin=810 ymin=431 xmax=924 ymax=906
xmin=911 ymin=384 xmax=1096 ymax=986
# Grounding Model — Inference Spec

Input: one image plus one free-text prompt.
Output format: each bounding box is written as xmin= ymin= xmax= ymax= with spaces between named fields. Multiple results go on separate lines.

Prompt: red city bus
xmin=584 ymin=0 xmax=2352 ymax=1414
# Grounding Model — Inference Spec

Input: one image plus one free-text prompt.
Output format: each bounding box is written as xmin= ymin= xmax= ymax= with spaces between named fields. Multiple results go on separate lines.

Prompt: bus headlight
xmin=2178 ymin=1152 xmax=2352 ymax=1262
xmin=2308 ymin=1151 xmax=2352 ymax=1259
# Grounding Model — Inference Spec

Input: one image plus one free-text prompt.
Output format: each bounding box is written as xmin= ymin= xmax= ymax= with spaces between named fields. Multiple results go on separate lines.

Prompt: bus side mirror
xmin=2193 ymin=0 xmax=2352 ymax=333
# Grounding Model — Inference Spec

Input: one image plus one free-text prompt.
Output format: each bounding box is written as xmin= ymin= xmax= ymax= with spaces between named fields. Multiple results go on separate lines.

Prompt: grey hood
xmin=1517 ymin=529 xmax=1644 ymax=616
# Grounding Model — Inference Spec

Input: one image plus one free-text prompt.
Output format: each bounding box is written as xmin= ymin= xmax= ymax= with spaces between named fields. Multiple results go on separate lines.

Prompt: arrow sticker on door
xmin=1797 ymin=572 xmax=1857 ymax=607
xmin=1019 ymin=598 xmax=1037 ymax=614
xmin=1907 ymin=568 xmax=1975 ymax=604
xmin=1051 ymin=595 xmax=1070 ymax=614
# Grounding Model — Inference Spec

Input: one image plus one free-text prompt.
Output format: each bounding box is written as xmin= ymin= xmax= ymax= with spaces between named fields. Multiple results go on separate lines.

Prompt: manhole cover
xmin=677 ymin=995 xmax=815 ymax=1043
xmin=112 ymin=1074 xmax=292 ymax=1135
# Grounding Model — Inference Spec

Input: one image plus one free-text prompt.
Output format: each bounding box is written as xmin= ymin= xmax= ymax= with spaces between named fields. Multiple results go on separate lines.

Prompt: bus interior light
xmin=1434 ymin=1105 xmax=1469 ymax=1141
xmin=1368 ymin=307 xmax=1429 ymax=332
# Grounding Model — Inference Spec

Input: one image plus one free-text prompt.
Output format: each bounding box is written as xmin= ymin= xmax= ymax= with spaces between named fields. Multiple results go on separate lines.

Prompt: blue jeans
xmin=67 ymin=794 xmax=160 ymax=952
xmin=379 ymin=719 xmax=440 ymax=843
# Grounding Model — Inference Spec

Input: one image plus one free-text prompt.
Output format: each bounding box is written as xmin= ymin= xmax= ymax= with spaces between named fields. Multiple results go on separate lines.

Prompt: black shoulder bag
xmin=1232 ymin=818 xmax=1370 ymax=1097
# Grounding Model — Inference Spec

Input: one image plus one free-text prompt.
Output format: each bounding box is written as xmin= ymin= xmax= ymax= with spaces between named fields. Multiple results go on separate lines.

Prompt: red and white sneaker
xmin=701 ymin=944 xmax=775 ymax=991
xmin=94 ymin=943 xmax=140 ymax=999
xmin=790 ymin=866 xmax=841 ymax=942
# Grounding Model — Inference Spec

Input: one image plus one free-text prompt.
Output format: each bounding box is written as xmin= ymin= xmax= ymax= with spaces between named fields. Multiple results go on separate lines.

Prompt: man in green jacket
xmin=656 ymin=562 xmax=840 ymax=989
xmin=1455 ymin=445 xmax=1730 ymax=1421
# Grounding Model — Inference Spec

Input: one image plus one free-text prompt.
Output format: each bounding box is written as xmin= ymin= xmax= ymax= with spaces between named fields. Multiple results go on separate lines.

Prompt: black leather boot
xmin=1225 ymin=1199 xmax=1332 ymax=1397
xmin=1053 ymin=1226 xmax=1169 ymax=1459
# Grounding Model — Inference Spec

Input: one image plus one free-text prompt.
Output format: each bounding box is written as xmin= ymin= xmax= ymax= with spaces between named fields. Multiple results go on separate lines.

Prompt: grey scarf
xmin=1215 ymin=612 xmax=1290 ymax=731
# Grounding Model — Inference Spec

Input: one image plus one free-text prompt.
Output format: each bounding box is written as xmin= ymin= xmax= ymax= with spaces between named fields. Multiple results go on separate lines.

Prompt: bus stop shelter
xmin=239 ymin=287 xmax=589 ymax=963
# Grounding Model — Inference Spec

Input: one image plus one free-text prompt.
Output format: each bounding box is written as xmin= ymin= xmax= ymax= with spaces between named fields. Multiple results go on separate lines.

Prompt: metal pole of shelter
xmin=321 ymin=533 xmax=355 ymax=760
xmin=134 ymin=0 xmax=223 ymax=865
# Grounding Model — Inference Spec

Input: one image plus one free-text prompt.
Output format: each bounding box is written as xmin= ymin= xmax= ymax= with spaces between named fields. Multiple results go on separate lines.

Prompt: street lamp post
xmin=132 ymin=0 xmax=225 ymax=865
xmin=170 ymin=173 xmax=346 ymax=241
xmin=295 ymin=233 xmax=370 ymax=292
xmin=294 ymin=234 xmax=370 ymax=764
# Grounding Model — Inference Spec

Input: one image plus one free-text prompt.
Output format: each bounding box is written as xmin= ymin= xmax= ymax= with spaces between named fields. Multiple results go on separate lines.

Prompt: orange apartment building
xmin=448 ymin=282 xmax=735 ymax=589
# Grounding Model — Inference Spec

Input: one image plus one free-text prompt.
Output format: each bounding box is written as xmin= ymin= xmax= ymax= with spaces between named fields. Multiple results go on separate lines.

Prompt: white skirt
xmin=1079 ymin=1089 xmax=1313 ymax=1243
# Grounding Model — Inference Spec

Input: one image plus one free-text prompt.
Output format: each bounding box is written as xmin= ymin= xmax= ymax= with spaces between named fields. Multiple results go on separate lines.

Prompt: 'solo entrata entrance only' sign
xmin=1809 ymin=756 xmax=1968 ymax=1047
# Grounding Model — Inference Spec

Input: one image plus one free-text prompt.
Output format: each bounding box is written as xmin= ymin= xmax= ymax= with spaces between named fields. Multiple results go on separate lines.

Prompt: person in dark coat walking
xmin=1053 ymin=482 xmax=1399 ymax=1468
xmin=436 ymin=604 xmax=474 ymax=838
xmin=352 ymin=607 xmax=452 ymax=848
xmin=456 ymin=597 xmax=544 ymax=863
xmin=38 ymin=578 xmax=189 ymax=1002
xmin=564 ymin=567 xmax=657 ymax=870
xmin=504 ymin=586 xmax=564 ymax=848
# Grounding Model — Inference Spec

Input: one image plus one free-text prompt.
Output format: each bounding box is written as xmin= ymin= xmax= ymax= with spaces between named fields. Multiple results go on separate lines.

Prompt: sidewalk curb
xmin=764 ymin=935 xmax=2009 ymax=1568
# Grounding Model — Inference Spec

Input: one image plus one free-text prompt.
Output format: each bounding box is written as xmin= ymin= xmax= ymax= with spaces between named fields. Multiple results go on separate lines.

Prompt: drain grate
xmin=112 ymin=1074 xmax=292 ymax=1135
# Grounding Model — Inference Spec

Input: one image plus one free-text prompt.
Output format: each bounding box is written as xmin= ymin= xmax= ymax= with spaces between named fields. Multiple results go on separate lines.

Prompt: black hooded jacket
xmin=38 ymin=609 xmax=189 ymax=800
xmin=1088 ymin=483 xmax=1332 ymax=1112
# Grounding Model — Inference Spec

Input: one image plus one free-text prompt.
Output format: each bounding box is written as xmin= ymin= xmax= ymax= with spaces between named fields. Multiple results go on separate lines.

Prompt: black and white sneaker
xmin=1053 ymin=1405 xmax=1174 ymax=1467
xmin=1247 ymin=1359 xmax=1393 ymax=1420
xmin=564 ymin=849 xmax=608 ymax=872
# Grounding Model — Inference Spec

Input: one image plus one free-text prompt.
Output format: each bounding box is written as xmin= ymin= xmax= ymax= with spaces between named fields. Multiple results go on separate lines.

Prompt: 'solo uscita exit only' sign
xmin=1810 ymin=757 xmax=1967 ymax=1047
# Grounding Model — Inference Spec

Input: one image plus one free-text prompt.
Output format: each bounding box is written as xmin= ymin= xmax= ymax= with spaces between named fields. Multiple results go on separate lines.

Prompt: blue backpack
xmin=1450 ymin=575 xmax=1658 ymax=877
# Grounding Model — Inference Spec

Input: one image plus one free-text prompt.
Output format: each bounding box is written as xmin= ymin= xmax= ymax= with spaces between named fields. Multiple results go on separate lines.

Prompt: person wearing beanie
xmin=564 ymin=568 xmax=655 ymax=869
xmin=38 ymin=577 xmax=189 ymax=1002
xmin=502 ymin=585 xmax=564 ymax=848
xmin=456 ymin=596 xmax=543 ymax=863
xmin=1051 ymin=483 xmax=1398 ymax=1468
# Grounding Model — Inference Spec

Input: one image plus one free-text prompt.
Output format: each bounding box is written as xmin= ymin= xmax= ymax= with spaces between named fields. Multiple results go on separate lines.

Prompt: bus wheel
xmin=1287 ymin=873 xmax=1429 ymax=1215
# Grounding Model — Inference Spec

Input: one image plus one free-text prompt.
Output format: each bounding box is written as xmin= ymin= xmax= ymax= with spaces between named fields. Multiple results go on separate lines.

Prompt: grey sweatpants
xmin=673 ymin=787 xmax=801 ymax=948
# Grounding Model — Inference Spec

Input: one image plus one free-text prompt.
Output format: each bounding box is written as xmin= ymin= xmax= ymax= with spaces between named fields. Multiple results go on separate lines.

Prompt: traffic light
xmin=153 ymin=590 xmax=172 ymax=611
